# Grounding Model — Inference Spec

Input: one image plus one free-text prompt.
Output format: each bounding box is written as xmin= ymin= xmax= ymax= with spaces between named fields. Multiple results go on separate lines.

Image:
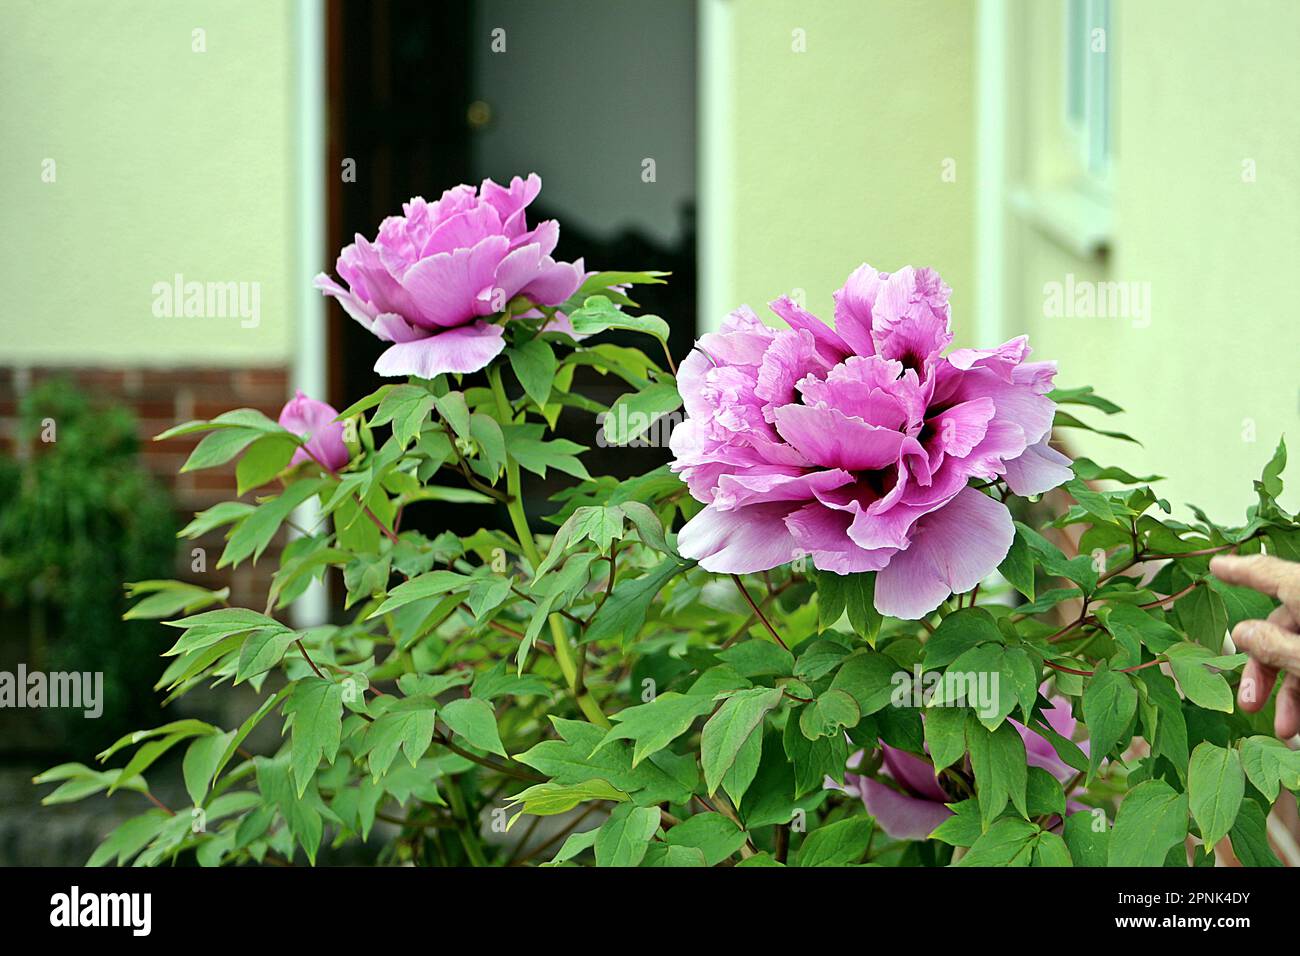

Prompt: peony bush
xmin=38 ymin=175 xmax=1300 ymax=867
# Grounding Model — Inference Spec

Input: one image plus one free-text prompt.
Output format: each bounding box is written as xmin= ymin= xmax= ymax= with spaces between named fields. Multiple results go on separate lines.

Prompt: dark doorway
xmin=325 ymin=0 xmax=697 ymax=533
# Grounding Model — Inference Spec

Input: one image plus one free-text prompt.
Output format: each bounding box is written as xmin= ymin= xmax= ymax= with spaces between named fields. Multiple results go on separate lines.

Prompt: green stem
xmin=445 ymin=780 xmax=489 ymax=867
xmin=487 ymin=366 xmax=610 ymax=728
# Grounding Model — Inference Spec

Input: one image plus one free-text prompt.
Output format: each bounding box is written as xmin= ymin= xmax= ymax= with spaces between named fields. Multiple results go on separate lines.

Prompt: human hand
xmin=1209 ymin=554 xmax=1300 ymax=738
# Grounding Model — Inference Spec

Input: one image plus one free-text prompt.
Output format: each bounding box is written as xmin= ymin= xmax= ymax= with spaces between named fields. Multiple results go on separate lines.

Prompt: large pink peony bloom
xmin=314 ymin=174 xmax=584 ymax=379
xmin=279 ymin=390 xmax=350 ymax=472
xmin=669 ymin=264 xmax=1072 ymax=619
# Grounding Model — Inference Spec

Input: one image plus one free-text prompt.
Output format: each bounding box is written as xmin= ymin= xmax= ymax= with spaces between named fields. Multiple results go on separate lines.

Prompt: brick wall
xmin=0 ymin=365 xmax=292 ymax=610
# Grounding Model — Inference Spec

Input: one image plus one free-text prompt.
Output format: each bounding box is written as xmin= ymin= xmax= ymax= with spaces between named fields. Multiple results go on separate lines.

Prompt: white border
xmin=698 ymin=0 xmax=734 ymax=335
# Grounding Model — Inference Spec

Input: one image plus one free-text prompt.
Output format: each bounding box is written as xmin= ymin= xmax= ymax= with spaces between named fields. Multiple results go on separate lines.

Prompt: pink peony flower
xmin=834 ymin=694 xmax=1089 ymax=840
xmin=314 ymin=174 xmax=585 ymax=379
xmin=279 ymin=390 xmax=350 ymax=472
xmin=669 ymin=263 xmax=1072 ymax=619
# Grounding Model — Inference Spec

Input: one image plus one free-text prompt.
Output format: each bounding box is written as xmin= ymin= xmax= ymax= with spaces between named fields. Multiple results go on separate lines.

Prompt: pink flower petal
xmin=1003 ymin=437 xmax=1073 ymax=496
xmin=398 ymin=235 xmax=510 ymax=328
xmin=372 ymin=322 xmax=506 ymax=378
xmin=859 ymin=778 xmax=954 ymax=841
xmin=773 ymin=404 xmax=913 ymax=472
xmin=676 ymin=501 xmax=802 ymax=574
xmin=874 ymin=487 xmax=1014 ymax=619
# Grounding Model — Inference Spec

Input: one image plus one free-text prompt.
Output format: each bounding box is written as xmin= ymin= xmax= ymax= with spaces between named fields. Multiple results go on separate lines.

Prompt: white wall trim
xmin=290 ymin=0 xmax=328 ymax=628
xmin=698 ymin=0 xmax=734 ymax=335
xmin=975 ymin=0 xmax=1008 ymax=348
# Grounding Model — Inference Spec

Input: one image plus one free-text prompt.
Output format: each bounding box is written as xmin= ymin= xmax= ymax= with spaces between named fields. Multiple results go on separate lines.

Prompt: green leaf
xmin=594 ymin=803 xmax=661 ymax=867
xmin=508 ymin=337 xmax=558 ymax=407
xmin=501 ymin=423 xmax=590 ymax=480
xmin=602 ymin=382 xmax=682 ymax=445
xmin=1102 ymin=603 xmax=1181 ymax=660
xmin=518 ymin=717 xmax=695 ymax=805
xmin=236 ymin=434 xmax=299 ymax=494
xmin=1239 ymin=735 xmax=1300 ymax=802
xmin=595 ymin=692 xmax=716 ymax=766
xmin=665 ymin=813 xmax=746 ymax=866
xmin=1175 ymin=585 xmax=1229 ymax=653
xmin=182 ymin=731 xmax=235 ymax=807
xmin=1048 ymin=385 xmax=1124 ymax=415
xmin=431 ymin=391 xmax=470 ymax=439
xmin=1082 ymin=664 xmax=1137 ymax=781
xmin=924 ymin=705 xmax=969 ymax=772
xmin=1228 ymin=798 xmax=1282 ymax=867
xmin=939 ymin=643 xmax=1018 ymax=728
xmin=784 ymin=718 xmax=850 ymax=798
xmin=439 ymin=697 xmax=506 ymax=757
xmin=220 ymin=479 xmax=328 ymax=568
xmin=1032 ymin=830 xmax=1074 ymax=867
xmin=1208 ymin=578 xmax=1276 ymax=631
xmin=795 ymin=816 xmax=873 ymax=867
xmin=545 ymin=828 xmax=600 ymax=866
xmin=234 ymin=628 xmax=297 ymax=683
xmin=717 ymin=640 xmax=793 ymax=679
xmin=97 ymin=718 xmax=221 ymax=761
xmin=1166 ymin=643 xmax=1235 ymax=713
xmin=567 ymin=295 xmax=671 ymax=342
xmin=567 ymin=505 xmax=626 ymax=552
xmin=368 ymin=569 xmax=474 ymax=618
xmin=923 ymin=607 xmax=1003 ymax=668
xmin=178 ymin=501 xmax=256 ymax=539
xmin=1000 ymin=529 xmax=1036 ymax=600
xmin=956 ymin=818 xmax=1038 ymax=866
xmin=929 ymin=799 xmax=983 ymax=846
xmin=362 ymin=703 xmax=436 ymax=778
xmin=123 ymin=581 xmax=230 ymax=621
xmin=1188 ymin=742 xmax=1244 ymax=851
xmin=507 ymin=779 xmax=627 ymax=821
xmin=1108 ymin=779 xmax=1189 ymax=867
xmin=793 ymin=639 xmax=852 ymax=683
xmin=370 ymin=384 xmax=436 ymax=448
xmin=828 ymin=649 xmax=899 ymax=717
xmin=283 ymin=677 xmax=344 ymax=796
xmin=1063 ymin=810 xmax=1109 ymax=866
xmin=468 ymin=412 xmax=505 ymax=476
xmin=1258 ymin=436 xmax=1286 ymax=501
xmin=799 ymin=689 xmax=861 ymax=740
xmin=182 ymin=427 xmax=264 ymax=472
xmin=1072 ymin=457 xmax=1161 ymax=484
xmin=701 ymin=687 xmax=783 ymax=795
xmin=814 ymin=571 xmax=882 ymax=643
xmin=720 ymin=725 xmax=764 ymax=807
xmin=1026 ymin=765 xmax=1066 ymax=819
xmin=584 ymin=557 xmax=690 ymax=644
xmin=967 ymin=716 xmax=1028 ymax=828
xmin=618 ymin=500 xmax=672 ymax=554
xmin=87 ymin=811 xmax=171 ymax=867
xmin=1053 ymin=410 xmax=1139 ymax=444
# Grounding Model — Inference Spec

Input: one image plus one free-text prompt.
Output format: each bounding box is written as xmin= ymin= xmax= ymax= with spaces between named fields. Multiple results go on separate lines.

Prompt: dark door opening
xmin=325 ymin=0 xmax=698 ymax=539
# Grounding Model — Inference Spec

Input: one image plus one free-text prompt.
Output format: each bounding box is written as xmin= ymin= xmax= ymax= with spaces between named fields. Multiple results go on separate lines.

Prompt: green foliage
xmin=0 ymin=379 xmax=178 ymax=755
xmin=33 ymin=280 xmax=1300 ymax=869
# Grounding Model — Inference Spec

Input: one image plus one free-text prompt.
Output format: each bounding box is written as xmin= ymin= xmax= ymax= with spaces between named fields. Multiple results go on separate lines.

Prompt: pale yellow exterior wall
xmin=721 ymin=0 xmax=977 ymax=344
xmin=0 ymin=0 xmax=297 ymax=366
xmin=1007 ymin=0 xmax=1300 ymax=519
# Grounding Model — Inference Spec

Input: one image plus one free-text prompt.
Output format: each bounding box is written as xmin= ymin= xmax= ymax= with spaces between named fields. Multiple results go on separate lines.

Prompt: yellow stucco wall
xmin=1011 ymin=0 xmax=1299 ymax=520
xmin=721 ymin=0 xmax=976 ymax=344
xmin=0 ymin=0 xmax=296 ymax=366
